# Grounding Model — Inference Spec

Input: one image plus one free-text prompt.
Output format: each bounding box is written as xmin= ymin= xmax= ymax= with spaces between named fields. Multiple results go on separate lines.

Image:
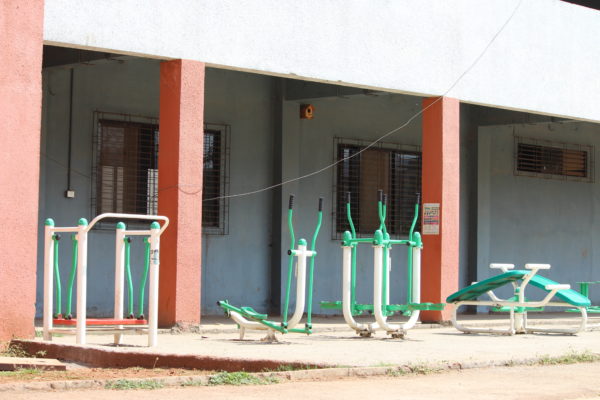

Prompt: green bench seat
xmin=446 ymin=270 xmax=591 ymax=308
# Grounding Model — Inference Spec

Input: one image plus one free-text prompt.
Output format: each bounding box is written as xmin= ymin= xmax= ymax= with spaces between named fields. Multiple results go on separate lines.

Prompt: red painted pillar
xmin=0 ymin=1 xmax=44 ymax=342
xmin=420 ymin=97 xmax=460 ymax=322
xmin=158 ymin=60 xmax=205 ymax=327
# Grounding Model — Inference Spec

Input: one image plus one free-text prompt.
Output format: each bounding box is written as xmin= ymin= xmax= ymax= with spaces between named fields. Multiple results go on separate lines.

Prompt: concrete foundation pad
xmin=21 ymin=314 xmax=600 ymax=370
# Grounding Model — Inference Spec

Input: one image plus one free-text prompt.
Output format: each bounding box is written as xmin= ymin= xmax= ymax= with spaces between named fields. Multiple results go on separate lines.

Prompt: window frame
xmin=514 ymin=136 xmax=594 ymax=183
xmin=91 ymin=112 xmax=231 ymax=233
xmin=332 ymin=137 xmax=422 ymax=240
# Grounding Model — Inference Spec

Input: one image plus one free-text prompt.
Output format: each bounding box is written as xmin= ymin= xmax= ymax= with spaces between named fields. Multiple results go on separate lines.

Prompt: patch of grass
xmin=0 ymin=368 xmax=42 ymax=377
xmin=207 ymin=371 xmax=279 ymax=386
xmin=1 ymin=343 xmax=30 ymax=358
xmin=0 ymin=343 xmax=47 ymax=359
xmin=263 ymin=364 xmax=320 ymax=372
xmin=536 ymin=351 xmax=600 ymax=366
xmin=180 ymin=378 xmax=207 ymax=387
xmin=372 ymin=362 xmax=396 ymax=367
xmin=105 ymin=379 xmax=164 ymax=390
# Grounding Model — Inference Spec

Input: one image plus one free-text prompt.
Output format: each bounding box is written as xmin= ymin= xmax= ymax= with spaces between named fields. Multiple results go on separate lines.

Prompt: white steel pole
xmin=113 ymin=223 xmax=126 ymax=345
xmin=76 ymin=219 xmax=88 ymax=345
xmin=148 ymin=222 xmax=160 ymax=347
xmin=412 ymin=245 xmax=421 ymax=304
xmin=43 ymin=220 xmax=55 ymax=341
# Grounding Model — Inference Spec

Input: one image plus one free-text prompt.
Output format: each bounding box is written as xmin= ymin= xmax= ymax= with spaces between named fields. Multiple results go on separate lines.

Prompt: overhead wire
xmin=200 ymin=0 xmax=524 ymax=202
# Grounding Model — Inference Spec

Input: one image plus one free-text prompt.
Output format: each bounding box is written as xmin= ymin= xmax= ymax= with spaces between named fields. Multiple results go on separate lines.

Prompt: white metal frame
xmin=340 ymin=242 xmax=423 ymax=338
xmin=43 ymin=213 xmax=169 ymax=347
xmin=450 ymin=263 xmax=588 ymax=335
xmin=228 ymin=242 xmax=316 ymax=339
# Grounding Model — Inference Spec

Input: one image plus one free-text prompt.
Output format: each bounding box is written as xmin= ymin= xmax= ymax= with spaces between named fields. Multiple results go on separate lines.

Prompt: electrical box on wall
xmin=65 ymin=190 xmax=75 ymax=199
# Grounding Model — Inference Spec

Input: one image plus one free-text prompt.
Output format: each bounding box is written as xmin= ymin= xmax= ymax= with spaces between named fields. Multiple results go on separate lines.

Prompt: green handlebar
xmin=138 ymin=237 xmax=151 ymax=319
xmin=52 ymin=234 xmax=62 ymax=318
xmin=282 ymin=195 xmax=296 ymax=326
xmin=306 ymin=197 xmax=323 ymax=327
xmin=124 ymin=237 xmax=134 ymax=317
xmin=65 ymin=235 xmax=78 ymax=318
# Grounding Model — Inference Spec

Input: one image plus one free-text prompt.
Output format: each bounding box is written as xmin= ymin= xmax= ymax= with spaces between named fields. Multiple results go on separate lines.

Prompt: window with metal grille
xmin=334 ymin=138 xmax=422 ymax=238
xmin=202 ymin=124 xmax=230 ymax=234
xmin=94 ymin=117 xmax=159 ymax=216
xmin=515 ymin=137 xmax=593 ymax=182
xmin=92 ymin=112 xmax=230 ymax=233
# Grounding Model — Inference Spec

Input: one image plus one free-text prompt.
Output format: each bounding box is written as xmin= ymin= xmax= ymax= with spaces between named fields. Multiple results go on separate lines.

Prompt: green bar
xmin=407 ymin=200 xmax=420 ymax=304
xmin=346 ymin=202 xmax=358 ymax=311
xmin=65 ymin=235 xmax=78 ymax=318
xmin=217 ymin=301 xmax=286 ymax=333
xmin=124 ymin=237 xmax=134 ymax=317
xmin=52 ymin=235 xmax=62 ymax=317
xmin=305 ymin=208 xmax=323 ymax=328
xmin=282 ymin=208 xmax=295 ymax=327
xmin=138 ymin=237 xmax=151 ymax=318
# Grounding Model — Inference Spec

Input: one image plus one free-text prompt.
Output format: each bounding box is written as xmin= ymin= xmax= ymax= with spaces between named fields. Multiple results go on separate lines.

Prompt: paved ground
xmin=5 ymin=362 xmax=600 ymax=400
xmin=38 ymin=314 xmax=600 ymax=368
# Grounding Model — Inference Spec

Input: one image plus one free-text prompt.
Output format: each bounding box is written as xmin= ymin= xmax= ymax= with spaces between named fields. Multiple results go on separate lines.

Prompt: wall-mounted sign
xmin=423 ymin=203 xmax=440 ymax=235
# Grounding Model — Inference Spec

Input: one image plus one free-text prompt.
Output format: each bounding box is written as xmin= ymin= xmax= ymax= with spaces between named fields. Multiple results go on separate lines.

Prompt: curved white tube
xmin=286 ymin=244 xmax=309 ymax=329
xmin=373 ymin=245 xmax=421 ymax=335
xmin=227 ymin=243 xmax=312 ymax=335
xmin=342 ymin=246 xmax=379 ymax=334
xmin=229 ymin=311 xmax=268 ymax=330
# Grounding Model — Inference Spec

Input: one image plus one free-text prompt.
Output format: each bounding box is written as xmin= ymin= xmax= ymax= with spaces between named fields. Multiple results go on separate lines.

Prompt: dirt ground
xmin=4 ymin=362 xmax=600 ymax=400
xmin=0 ymin=366 xmax=212 ymax=384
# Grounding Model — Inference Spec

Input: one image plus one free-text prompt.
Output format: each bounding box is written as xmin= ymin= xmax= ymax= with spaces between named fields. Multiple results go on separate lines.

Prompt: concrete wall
xmin=44 ymin=0 xmax=600 ymax=123
xmin=39 ymin=59 xmax=280 ymax=317
xmin=477 ymin=121 xmax=600 ymax=304
xmin=200 ymin=69 xmax=277 ymax=314
xmin=38 ymin=58 xmax=161 ymax=317
xmin=279 ymin=91 xmax=423 ymax=312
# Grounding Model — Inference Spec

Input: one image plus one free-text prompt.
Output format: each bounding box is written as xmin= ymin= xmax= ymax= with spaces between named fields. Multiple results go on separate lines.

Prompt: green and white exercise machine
xmin=446 ymin=263 xmax=591 ymax=335
xmin=321 ymin=190 xmax=444 ymax=338
xmin=218 ymin=195 xmax=322 ymax=339
xmin=43 ymin=213 xmax=169 ymax=347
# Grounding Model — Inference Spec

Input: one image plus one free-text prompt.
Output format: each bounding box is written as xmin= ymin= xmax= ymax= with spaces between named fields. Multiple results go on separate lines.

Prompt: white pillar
xmin=42 ymin=220 xmax=54 ymax=341
xmin=75 ymin=219 xmax=88 ymax=345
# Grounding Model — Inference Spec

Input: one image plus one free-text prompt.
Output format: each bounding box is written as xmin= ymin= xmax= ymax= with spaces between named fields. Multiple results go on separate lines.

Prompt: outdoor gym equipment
xmin=43 ymin=213 xmax=169 ymax=347
xmin=218 ymin=195 xmax=322 ymax=339
xmin=446 ymin=263 xmax=591 ymax=335
xmin=321 ymin=190 xmax=444 ymax=338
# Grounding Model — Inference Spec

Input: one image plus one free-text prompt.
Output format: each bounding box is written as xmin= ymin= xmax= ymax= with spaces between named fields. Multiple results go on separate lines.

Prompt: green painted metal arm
xmin=407 ymin=194 xmax=420 ymax=305
xmin=52 ymin=234 xmax=62 ymax=318
xmin=305 ymin=198 xmax=323 ymax=329
xmin=124 ymin=237 xmax=134 ymax=318
xmin=345 ymin=192 xmax=358 ymax=310
xmin=65 ymin=235 xmax=78 ymax=318
xmin=138 ymin=237 xmax=151 ymax=319
xmin=217 ymin=300 xmax=287 ymax=333
xmin=282 ymin=195 xmax=296 ymax=327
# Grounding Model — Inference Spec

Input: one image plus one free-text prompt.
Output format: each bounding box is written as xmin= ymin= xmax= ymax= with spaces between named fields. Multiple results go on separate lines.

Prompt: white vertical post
xmin=43 ymin=220 xmax=55 ymax=341
xmin=76 ymin=219 xmax=88 ymax=345
xmin=148 ymin=222 xmax=160 ymax=347
xmin=386 ymin=248 xmax=391 ymax=306
xmin=412 ymin=245 xmax=421 ymax=304
xmin=113 ymin=223 xmax=126 ymax=345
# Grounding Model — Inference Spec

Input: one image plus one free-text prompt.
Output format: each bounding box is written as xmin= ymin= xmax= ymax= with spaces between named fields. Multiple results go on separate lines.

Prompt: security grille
xmin=202 ymin=124 xmax=230 ymax=235
xmin=333 ymin=138 xmax=421 ymax=239
xmin=515 ymin=137 xmax=593 ymax=182
xmin=92 ymin=112 xmax=230 ymax=233
xmin=94 ymin=115 xmax=159 ymax=216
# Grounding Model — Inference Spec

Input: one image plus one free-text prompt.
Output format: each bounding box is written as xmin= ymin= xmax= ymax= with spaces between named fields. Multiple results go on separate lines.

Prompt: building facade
xmin=2 ymin=0 xmax=600 ymax=340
